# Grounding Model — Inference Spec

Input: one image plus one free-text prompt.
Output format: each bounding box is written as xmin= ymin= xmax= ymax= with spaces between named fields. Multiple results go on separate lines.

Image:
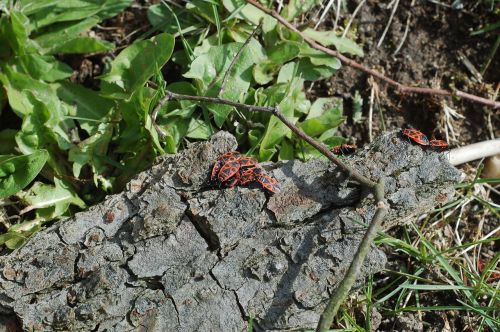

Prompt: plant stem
xmin=316 ymin=180 xmax=387 ymax=331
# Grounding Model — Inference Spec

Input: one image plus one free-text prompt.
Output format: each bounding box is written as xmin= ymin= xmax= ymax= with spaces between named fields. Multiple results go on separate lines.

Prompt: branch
xmin=316 ymin=181 xmax=388 ymax=331
xmin=218 ymin=22 xmax=262 ymax=97
xmin=246 ymin=0 xmax=500 ymax=109
xmin=153 ymin=90 xmax=377 ymax=188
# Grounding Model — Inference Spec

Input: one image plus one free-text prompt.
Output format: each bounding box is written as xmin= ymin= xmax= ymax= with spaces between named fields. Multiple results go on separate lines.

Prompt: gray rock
xmin=0 ymin=131 xmax=460 ymax=331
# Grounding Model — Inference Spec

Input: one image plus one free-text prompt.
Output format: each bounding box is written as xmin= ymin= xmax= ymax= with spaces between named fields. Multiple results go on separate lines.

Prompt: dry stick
xmin=151 ymin=89 xmax=386 ymax=331
xmin=152 ymin=90 xmax=377 ymax=188
xmin=246 ymin=0 xmax=500 ymax=109
xmin=317 ymin=182 xmax=387 ymax=332
xmin=218 ymin=22 xmax=262 ymax=97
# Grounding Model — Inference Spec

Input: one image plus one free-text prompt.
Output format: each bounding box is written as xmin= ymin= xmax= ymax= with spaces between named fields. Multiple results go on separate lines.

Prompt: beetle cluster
xmin=210 ymin=151 xmax=280 ymax=194
xmin=401 ymin=128 xmax=449 ymax=149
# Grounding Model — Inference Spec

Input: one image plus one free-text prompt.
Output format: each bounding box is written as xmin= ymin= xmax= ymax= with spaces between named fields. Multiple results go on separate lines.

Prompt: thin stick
xmin=246 ymin=0 xmax=500 ymax=109
xmin=341 ymin=0 xmax=367 ymax=38
xmin=377 ymin=0 xmax=400 ymax=48
xmin=316 ymin=181 xmax=388 ymax=332
xmin=368 ymin=80 xmax=375 ymax=142
xmin=153 ymin=90 xmax=377 ymax=188
xmin=218 ymin=22 xmax=262 ymax=97
xmin=314 ymin=0 xmax=336 ymax=29
xmin=393 ymin=12 xmax=411 ymax=55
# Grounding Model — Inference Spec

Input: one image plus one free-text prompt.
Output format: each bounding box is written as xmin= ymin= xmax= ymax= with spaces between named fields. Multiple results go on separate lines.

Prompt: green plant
xmin=0 ymin=0 xmax=362 ymax=248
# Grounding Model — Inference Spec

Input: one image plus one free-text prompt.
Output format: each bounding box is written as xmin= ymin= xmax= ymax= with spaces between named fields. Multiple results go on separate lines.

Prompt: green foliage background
xmin=0 ymin=0 xmax=365 ymax=248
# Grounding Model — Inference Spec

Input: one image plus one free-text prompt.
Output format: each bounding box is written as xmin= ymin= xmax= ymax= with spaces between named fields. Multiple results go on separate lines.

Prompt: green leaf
xmin=0 ymin=12 xmax=37 ymax=56
xmin=186 ymin=118 xmax=212 ymax=140
xmin=34 ymin=17 xmax=101 ymax=51
xmin=221 ymin=0 xmax=269 ymax=25
xmin=148 ymin=3 xmax=201 ymax=36
xmin=0 ymin=150 xmax=49 ymax=199
xmin=296 ymin=58 xmax=338 ymax=81
xmin=55 ymin=81 xmax=115 ymax=135
xmin=0 ymin=231 xmax=26 ymax=250
xmin=267 ymin=42 xmax=300 ymax=65
xmin=12 ymin=55 xmax=73 ymax=81
xmin=259 ymin=79 xmax=303 ymax=160
xmin=68 ymin=122 xmax=113 ymax=180
xmin=253 ymin=61 xmax=277 ymax=85
xmin=100 ymin=33 xmax=175 ymax=99
xmin=25 ymin=0 xmax=132 ymax=29
xmin=302 ymin=28 xmax=364 ymax=57
xmin=0 ymin=129 xmax=17 ymax=155
xmin=184 ymin=38 xmax=266 ymax=126
xmin=49 ymin=36 xmax=114 ymax=54
xmin=282 ymin=0 xmax=321 ymax=20
xmin=279 ymin=138 xmax=294 ymax=160
xmin=18 ymin=178 xmax=85 ymax=219
xmin=300 ymin=97 xmax=344 ymax=137
xmin=299 ymin=45 xmax=341 ymax=69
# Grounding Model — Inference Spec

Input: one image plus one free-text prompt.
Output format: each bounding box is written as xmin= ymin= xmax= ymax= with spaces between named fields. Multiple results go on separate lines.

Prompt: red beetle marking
xmin=210 ymin=152 xmax=280 ymax=194
xmin=257 ymin=174 xmax=281 ymax=194
xmin=218 ymin=160 xmax=241 ymax=184
xmin=401 ymin=128 xmax=430 ymax=146
xmin=332 ymin=144 xmax=357 ymax=155
xmin=210 ymin=151 xmax=241 ymax=182
xmin=429 ymin=139 xmax=449 ymax=149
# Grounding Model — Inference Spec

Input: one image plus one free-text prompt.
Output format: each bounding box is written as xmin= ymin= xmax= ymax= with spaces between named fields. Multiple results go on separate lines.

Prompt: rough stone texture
xmin=0 ymin=131 xmax=460 ymax=331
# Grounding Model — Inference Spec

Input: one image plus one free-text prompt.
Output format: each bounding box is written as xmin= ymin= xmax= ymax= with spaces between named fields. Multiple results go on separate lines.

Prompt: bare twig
xmin=377 ymin=0 xmax=400 ymax=48
xmin=341 ymin=0 xmax=367 ymax=38
xmin=246 ymin=0 xmax=500 ymax=109
xmin=393 ymin=12 xmax=411 ymax=55
xmin=218 ymin=22 xmax=262 ymax=97
xmin=316 ymin=181 xmax=388 ymax=332
xmin=314 ymin=0 xmax=336 ymax=29
xmin=153 ymin=90 xmax=377 ymax=188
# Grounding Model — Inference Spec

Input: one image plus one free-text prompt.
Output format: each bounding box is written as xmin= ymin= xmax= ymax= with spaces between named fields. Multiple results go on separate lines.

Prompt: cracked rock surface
xmin=0 ymin=131 xmax=460 ymax=331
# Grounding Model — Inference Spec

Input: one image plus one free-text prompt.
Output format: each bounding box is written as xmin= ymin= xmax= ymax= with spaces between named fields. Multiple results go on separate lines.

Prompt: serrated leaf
xmin=18 ymin=178 xmax=85 ymax=218
xmin=302 ymin=28 xmax=364 ymax=57
xmin=0 ymin=150 xmax=49 ymax=198
xmin=100 ymin=33 xmax=175 ymax=99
